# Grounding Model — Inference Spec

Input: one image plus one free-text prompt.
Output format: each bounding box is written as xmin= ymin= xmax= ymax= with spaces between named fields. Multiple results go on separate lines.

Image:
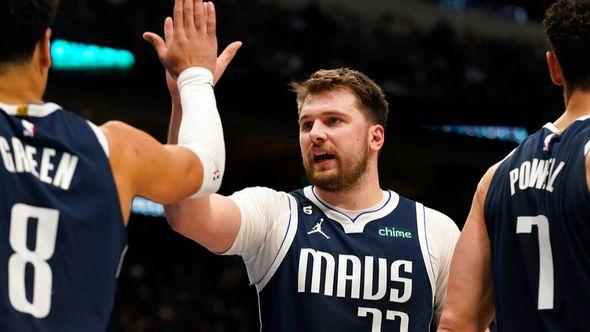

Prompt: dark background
xmin=44 ymin=0 xmax=561 ymax=330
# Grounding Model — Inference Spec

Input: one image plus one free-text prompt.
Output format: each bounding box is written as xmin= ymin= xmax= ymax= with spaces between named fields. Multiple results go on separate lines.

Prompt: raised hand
xmin=165 ymin=41 xmax=242 ymax=103
xmin=143 ymin=0 xmax=218 ymax=77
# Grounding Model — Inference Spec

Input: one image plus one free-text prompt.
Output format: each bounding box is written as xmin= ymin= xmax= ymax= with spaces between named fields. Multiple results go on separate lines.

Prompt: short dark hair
xmin=290 ymin=68 xmax=389 ymax=128
xmin=0 ymin=0 xmax=59 ymax=64
xmin=544 ymin=0 xmax=590 ymax=90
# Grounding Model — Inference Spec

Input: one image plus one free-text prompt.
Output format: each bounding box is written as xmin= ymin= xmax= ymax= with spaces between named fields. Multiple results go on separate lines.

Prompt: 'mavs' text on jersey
xmin=0 ymin=135 xmax=79 ymax=190
xmin=509 ymin=158 xmax=565 ymax=195
xmin=298 ymin=248 xmax=413 ymax=302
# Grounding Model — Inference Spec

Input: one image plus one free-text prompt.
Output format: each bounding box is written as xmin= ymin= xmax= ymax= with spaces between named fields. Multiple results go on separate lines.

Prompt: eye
xmin=300 ymin=121 xmax=313 ymax=132
xmin=328 ymin=117 xmax=341 ymax=125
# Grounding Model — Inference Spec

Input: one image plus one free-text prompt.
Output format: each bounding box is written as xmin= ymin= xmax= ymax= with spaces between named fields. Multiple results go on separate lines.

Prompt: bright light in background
xmin=423 ymin=125 xmax=529 ymax=144
xmin=51 ymin=39 xmax=135 ymax=71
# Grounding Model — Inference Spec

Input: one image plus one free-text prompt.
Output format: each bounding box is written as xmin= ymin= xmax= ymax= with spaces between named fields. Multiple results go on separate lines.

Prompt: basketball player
xmin=438 ymin=1 xmax=590 ymax=331
xmin=163 ymin=67 xmax=460 ymax=331
xmin=0 ymin=0 xmax=239 ymax=330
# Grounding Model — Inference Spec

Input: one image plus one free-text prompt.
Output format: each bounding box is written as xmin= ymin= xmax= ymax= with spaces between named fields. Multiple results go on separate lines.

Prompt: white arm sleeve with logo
xmin=424 ymin=207 xmax=460 ymax=326
xmin=223 ymin=187 xmax=295 ymax=286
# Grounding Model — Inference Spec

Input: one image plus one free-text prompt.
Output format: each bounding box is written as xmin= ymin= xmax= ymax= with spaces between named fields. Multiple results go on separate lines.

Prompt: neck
xmin=314 ymin=164 xmax=382 ymax=210
xmin=554 ymin=89 xmax=590 ymax=131
xmin=0 ymin=64 xmax=44 ymax=104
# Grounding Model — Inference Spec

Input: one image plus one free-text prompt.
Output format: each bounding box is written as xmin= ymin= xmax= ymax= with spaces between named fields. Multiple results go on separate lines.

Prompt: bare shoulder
xmin=101 ymin=120 xmax=134 ymax=135
xmin=101 ymin=120 xmax=142 ymax=153
xmin=100 ymin=120 xmax=155 ymax=168
xmin=475 ymin=162 xmax=501 ymax=206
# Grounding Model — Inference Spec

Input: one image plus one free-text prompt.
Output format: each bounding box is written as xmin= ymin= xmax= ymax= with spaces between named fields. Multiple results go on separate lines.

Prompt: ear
xmin=546 ymin=51 xmax=563 ymax=86
xmin=368 ymin=124 xmax=385 ymax=152
xmin=38 ymin=28 xmax=52 ymax=69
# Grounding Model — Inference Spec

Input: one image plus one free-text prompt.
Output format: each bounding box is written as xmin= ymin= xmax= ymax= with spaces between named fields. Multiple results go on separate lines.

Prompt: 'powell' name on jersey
xmin=0 ymin=135 xmax=79 ymax=190
xmin=508 ymin=158 xmax=565 ymax=195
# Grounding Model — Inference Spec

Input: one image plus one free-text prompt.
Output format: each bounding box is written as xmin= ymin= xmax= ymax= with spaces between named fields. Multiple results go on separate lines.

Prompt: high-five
xmin=0 ymin=0 xmax=238 ymax=331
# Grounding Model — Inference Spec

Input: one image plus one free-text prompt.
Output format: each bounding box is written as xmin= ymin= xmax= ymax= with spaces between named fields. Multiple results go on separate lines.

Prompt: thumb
xmin=219 ymin=41 xmax=243 ymax=67
xmin=143 ymin=32 xmax=167 ymax=59
xmin=214 ymin=41 xmax=243 ymax=85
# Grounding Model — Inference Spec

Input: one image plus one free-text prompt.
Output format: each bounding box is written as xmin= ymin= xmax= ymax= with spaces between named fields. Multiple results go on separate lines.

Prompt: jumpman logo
xmin=307 ymin=218 xmax=330 ymax=239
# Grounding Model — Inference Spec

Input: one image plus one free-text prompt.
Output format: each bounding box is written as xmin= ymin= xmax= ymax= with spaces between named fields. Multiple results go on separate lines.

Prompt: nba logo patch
xmin=21 ymin=119 xmax=35 ymax=137
xmin=303 ymin=205 xmax=313 ymax=215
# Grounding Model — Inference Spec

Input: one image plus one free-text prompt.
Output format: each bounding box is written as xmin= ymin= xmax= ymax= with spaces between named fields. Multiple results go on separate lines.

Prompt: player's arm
xmin=103 ymin=0 xmax=234 ymax=224
xmin=163 ymin=60 xmax=242 ymax=254
xmin=159 ymin=10 xmax=243 ymax=253
xmin=165 ymin=37 xmax=242 ymax=146
xmin=437 ymin=165 xmax=498 ymax=332
xmin=425 ymin=208 xmax=460 ymax=327
xmin=102 ymin=121 xmax=204 ymax=222
xmin=165 ymin=194 xmax=242 ymax=253
xmin=164 ymin=93 xmax=241 ymax=254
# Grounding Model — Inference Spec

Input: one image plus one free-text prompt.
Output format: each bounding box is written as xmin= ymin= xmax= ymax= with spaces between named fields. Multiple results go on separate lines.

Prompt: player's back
xmin=0 ymin=102 xmax=127 ymax=332
xmin=484 ymin=116 xmax=590 ymax=331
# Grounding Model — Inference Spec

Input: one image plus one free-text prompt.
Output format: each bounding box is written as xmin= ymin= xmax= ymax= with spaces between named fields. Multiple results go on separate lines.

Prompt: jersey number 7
xmin=8 ymin=203 xmax=59 ymax=318
xmin=516 ymin=215 xmax=554 ymax=310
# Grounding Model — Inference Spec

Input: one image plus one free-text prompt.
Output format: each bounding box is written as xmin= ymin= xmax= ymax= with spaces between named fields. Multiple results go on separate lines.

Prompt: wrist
xmin=177 ymin=67 xmax=214 ymax=89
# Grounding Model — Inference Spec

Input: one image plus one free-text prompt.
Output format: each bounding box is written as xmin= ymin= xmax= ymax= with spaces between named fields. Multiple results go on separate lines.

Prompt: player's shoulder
xmin=229 ymin=186 xmax=291 ymax=206
xmin=390 ymin=190 xmax=459 ymax=235
xmin=568 ymin=115 xmax=590 ymax=135
xmin=100 ymin=121 xmax=146 ymax=158
xmin=475 ymin=161 xmax=503 ymax=204
xmin=101 ymin=120 xmax=136 ymax=138
xmin=423 ymin=205 xmax=459 ymax=235
xmin=231 ymin=186 xmax=288 ymax=197
xmin=41 ymin=103 xmax=90 ymax=126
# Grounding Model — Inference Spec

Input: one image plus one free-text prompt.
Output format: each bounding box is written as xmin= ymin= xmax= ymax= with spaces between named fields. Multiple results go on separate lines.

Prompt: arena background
xmin=45 ymin=0 xmax=557 ymax=330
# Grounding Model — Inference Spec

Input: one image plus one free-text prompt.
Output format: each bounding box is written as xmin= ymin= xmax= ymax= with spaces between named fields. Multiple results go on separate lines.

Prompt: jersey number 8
xmin=8 ymin=203 xmax=59 ymax=318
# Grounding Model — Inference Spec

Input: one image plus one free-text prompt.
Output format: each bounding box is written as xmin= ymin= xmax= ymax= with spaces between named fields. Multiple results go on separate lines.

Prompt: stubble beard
xmin=303 ymin=147 xmax=369 ymax=193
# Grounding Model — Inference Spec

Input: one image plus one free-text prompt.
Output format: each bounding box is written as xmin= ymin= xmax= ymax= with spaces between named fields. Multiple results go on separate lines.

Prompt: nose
xmin=309 ymin=121 xmax=327 ymax=145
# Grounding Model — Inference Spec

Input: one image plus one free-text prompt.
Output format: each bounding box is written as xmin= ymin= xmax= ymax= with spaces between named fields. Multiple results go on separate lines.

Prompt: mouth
xmin=312 ymin=152 xmax=336 ymax=164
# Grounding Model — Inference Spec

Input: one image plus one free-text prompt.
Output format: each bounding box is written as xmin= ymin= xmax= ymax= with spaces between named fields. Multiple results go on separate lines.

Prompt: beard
xmin=303 ymin=145 xmax=369 ymax=192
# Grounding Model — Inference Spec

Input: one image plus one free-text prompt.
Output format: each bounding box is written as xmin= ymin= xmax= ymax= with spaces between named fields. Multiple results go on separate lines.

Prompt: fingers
xmin=173 ymin=0 xmax=184 ymax=31
xmin=206 ymin=1 xmax=216 ymax=36
xmin=194 ymin=0 xmax=205 ymax=32
xmin=143 ymin=32 xmax=167 ymax=58
xmin=183 ymin=0 xmax=195 ymax=31
xmin=164 ymin=17 xmax=174 ymax=43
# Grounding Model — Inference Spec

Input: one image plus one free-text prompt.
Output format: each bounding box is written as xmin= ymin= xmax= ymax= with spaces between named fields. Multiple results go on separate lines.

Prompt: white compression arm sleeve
xmin=177 ymin=67 xmax=225 ymax=197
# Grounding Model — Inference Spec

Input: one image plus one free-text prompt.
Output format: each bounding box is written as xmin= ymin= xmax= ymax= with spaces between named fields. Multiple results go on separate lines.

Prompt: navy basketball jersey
xmin=258 ymin=188 xmax=435 ymax=332
xmin=0 ymin=103 xmax=127 ymax=331
xmin=484 ymin=117 xmax=590 ymax=331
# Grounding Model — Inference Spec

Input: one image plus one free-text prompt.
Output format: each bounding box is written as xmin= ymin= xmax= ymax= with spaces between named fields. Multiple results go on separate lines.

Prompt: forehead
xmin=298 ymin=88 xmax=362 ymax=120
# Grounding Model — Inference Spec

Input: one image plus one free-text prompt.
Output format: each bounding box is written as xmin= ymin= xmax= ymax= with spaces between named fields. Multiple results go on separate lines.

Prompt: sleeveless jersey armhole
xmin=86 ymin=121 xmax=110 ymax=158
